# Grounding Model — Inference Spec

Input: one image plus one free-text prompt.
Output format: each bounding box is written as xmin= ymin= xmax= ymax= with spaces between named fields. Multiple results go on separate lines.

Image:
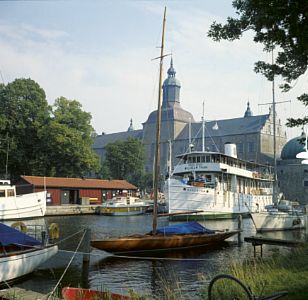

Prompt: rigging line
xmin=47 ymin=229 xmax=87 ymax=300
xmin=58 ymin=249 xmax=219 ymax=261
xmin=53 ymin=229 xmax=85 ymax=245
xmin=204 ymin=124 xmax=219 ymax=152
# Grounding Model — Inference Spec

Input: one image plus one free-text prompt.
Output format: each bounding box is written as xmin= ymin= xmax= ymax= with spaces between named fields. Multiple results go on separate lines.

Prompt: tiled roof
xmin=177 ymin=114 xmax=270 ymax=140
xmin=21 ymin=176 xmax=138 ymax=190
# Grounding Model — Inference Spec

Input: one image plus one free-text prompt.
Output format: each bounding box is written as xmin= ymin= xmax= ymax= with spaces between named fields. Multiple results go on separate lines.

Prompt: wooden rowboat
xmin=62 ymin=287 xmax=130 ymax=300
xmin=91 ymin=223 xmax=240 ymax=254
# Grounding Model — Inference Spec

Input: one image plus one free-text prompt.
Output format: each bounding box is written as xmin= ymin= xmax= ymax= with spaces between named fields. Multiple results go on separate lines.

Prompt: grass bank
xmin=201 ymin=244 xmax=308 ymax=299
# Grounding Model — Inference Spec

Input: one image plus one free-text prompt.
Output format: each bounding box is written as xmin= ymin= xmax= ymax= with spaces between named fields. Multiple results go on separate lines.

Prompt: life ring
xmin=49 ymin=223 xmax=60 ymax=240
xmin=11 ymin=221 xmax=27 ymax=233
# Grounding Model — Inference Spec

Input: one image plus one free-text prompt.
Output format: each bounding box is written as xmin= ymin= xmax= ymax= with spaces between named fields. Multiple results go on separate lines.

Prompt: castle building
xmin=93 ymin=59 xmax=287 ymax=176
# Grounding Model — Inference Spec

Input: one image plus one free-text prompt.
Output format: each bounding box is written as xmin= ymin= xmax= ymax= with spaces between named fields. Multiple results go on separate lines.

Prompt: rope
xmin=53 ymin=229 xmax=85 ymax=245
xmin=57 ymin=249 xmax=218 ymax=262
xmin=47 ymin=229 xmax=86 ymax=300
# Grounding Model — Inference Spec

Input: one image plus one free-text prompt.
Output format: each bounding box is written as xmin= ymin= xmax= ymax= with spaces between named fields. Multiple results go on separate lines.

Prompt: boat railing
xmin=24 ymin=224 xmax=48 ymax=244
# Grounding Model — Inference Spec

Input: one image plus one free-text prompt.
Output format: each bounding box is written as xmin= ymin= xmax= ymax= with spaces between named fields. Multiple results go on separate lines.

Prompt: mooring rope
xmin=57 ymin=249 xmax=218 ymax=262
xmin=53 ymin=228 xmax=85 ymax=245
xmin=47 ymin=229 xmax=87 ymax=300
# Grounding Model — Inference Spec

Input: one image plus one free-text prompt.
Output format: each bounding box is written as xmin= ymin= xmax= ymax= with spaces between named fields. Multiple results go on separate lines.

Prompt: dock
xmin=46 ymin=204 xmax=97 ymax=216
xmin=0 ymin=287 xmax=61 ymax=300
xmin=244 ymin=235 xmax=304 ymax=257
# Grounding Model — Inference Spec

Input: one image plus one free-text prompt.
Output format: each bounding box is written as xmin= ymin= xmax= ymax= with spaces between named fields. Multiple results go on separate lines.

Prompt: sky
xmin=0 ymin=0 xmax=307 ymax=140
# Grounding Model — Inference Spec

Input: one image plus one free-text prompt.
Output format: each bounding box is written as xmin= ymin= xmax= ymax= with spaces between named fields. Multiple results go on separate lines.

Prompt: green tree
xmin=45 ymin=97 xmax=100 ymax=177
xmin=0 ymin=78 xmax=51 ymax=177
xmin=208 ymin=0 xmax=308 ymax=127
xmin=105 ymin=137 xmax=145 ymax=186
xmin=0 ymin=79 xmax=100 ymax=178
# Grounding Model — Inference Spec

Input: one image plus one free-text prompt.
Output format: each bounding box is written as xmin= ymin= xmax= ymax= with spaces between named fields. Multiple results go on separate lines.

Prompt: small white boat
xmin=250 ymin=201 xmax=306 ymax=232
xmin=0 ymin=223 xmax=58 ymax=283
xmin=0 ymin=180 xmax=46 ymax=220
xmin=96 ymin=196 xmax=150 ymax=216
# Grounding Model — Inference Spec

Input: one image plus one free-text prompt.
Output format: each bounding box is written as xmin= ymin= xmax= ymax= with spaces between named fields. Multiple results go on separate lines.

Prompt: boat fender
xmin=11 ymin=221 xmax=27 ymax=233
xmin=49 ymin=223 xmax=60 ymax=240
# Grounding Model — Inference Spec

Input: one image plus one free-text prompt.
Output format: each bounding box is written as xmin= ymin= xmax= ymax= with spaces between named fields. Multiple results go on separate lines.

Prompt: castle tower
xmin=142 ymin=58 xmax=195 ymax=173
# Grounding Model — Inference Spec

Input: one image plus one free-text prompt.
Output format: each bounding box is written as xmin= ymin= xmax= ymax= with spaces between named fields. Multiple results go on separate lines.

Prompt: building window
xmin=248 ymin=142 xmax=255 ymax=153
xmin=237 ymin=143 xmax=244 ymax=153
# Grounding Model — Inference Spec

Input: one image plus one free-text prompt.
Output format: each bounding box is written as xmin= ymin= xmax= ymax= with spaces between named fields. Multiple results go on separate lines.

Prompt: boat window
xmin=201 ymin=156 xmax=206 ymax=162
xmin=7 ymin=189 xmax=15 ymax=197
xmin=206 ymin=156 xmax=210 ymax=162
xmin=205 ymin=175 xmax=212 ymax=182
xmin=0 ymin=190 xmax=5 ymax=197
xmin=192 ymin=157 xmax=196 ymax=163
xmin=196 ymin=156 xmax=200 ymax=163
xmin=188 ymin=157 xmax=192 ymax=163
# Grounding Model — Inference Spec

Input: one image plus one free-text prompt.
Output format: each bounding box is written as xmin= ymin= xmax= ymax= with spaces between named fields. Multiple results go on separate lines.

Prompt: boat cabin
xmin=0 ymin=180 xmax=16 ymax=198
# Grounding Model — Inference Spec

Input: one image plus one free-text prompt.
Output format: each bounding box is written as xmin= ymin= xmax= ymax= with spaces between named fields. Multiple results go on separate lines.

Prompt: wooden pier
xmin=244 ymin=236 xmax=304 ymax=257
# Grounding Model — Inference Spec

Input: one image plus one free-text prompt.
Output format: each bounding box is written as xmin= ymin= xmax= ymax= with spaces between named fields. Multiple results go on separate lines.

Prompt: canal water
xmin=8 ymin=215 xmax=307 ymax=299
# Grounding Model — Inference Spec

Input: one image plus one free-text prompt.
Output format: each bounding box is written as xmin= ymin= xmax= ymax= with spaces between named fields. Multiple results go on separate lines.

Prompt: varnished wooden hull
xmin=91 ymin=230 xmax=239 ymax=254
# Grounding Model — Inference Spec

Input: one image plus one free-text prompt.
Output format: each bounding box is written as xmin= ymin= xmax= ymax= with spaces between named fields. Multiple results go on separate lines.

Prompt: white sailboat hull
xmin=165 ymin=179 xmax=272 ymax=219
xmin=0 ymin=191 xmax=47 ymax=221
xmin=0 ymin=244 xmax=58 ymax=282
xmin=250 ymin=212 xmax=306 ymax=232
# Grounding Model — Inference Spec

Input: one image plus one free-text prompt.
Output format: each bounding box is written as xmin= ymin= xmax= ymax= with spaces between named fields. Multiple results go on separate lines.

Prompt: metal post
xmin=237 ymin=214 xmax=242 ymax=245
xmin=82 ymin=228 xmax=91 ymax=288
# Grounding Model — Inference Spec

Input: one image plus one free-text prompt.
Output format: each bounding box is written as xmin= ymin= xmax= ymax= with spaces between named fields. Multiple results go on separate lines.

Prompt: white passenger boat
xmin=96 ymin=196 xmax=150 ymax=216
xmin=0 ymin=180 xmax=46 ymax=220
xmin=164 ymin=143 xmax=274 ymax=219
xmin=0 ymin=222 xmax=58 ymax=284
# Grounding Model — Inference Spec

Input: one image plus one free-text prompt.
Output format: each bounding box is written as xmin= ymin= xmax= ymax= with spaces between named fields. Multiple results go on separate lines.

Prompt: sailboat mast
xmin=272 ymin=50 xmax=277 ymax=203
xmin=152 ymin=7 xmax=166 ymax=235
xmin=202 ymin=101 xmax=205 ymax=152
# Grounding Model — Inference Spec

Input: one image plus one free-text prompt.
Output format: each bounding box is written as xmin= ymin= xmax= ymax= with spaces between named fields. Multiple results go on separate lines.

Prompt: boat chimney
xmin=224 ymin=142 xmax=237 ymax=158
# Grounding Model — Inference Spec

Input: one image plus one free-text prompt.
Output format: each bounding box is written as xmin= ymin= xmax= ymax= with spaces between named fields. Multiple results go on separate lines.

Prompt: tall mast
xmin=152 ymin=7 xmax=166 ymax=235
xmin=272 ymin=50 xmax=277 ymax=203
xmin=202 ymin=101 xmax=205 ymax=152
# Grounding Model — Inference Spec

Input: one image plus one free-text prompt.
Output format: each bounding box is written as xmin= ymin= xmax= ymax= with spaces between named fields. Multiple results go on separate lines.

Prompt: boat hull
xmin=96 ymin=205 xmax=149 ymax=216
xmin=0 ymin=244 xmax=58 ymax=283
xmin=91 ymin=230 xmax=240 ymax=254
xmin=250 ymin=212 xmax=306 ymax=232
xmin=0 ymin=191 xmax=47 ymax=221
xmin=62 ymin=287 xmax=130 ymax=300
xmin=165 ymin=179 xmax=272 ymax=220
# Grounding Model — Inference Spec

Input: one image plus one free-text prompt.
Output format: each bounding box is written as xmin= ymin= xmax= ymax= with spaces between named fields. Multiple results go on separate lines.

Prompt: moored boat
xmin=0 ymin=222 xmax=58 ymax=284
xmin=95 ymin=196 xmax=150 ymax=216
xmin=62 ymin=287 xmax=130 ymax=300
xmin=250 ymin=210 xmax=306 ymax=232
xmin=164 ymin=143 xmax=274 ymax=220
xmin=91 ymin=221 xmax=240 ymax=254
xmin=250 ymin=200 xmax=306 ymax=232
xmin=0 ymin=180 xmax=46 ymax=220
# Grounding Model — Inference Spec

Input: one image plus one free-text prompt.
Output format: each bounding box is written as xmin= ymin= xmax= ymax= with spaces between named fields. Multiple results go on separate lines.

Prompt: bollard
xmin=237 ymin=214 xmax=242 ymax=246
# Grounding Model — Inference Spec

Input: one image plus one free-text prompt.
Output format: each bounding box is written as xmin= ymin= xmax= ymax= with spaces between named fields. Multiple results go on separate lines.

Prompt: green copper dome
xmin=281 ymin=133 xmax=306 ymax=159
